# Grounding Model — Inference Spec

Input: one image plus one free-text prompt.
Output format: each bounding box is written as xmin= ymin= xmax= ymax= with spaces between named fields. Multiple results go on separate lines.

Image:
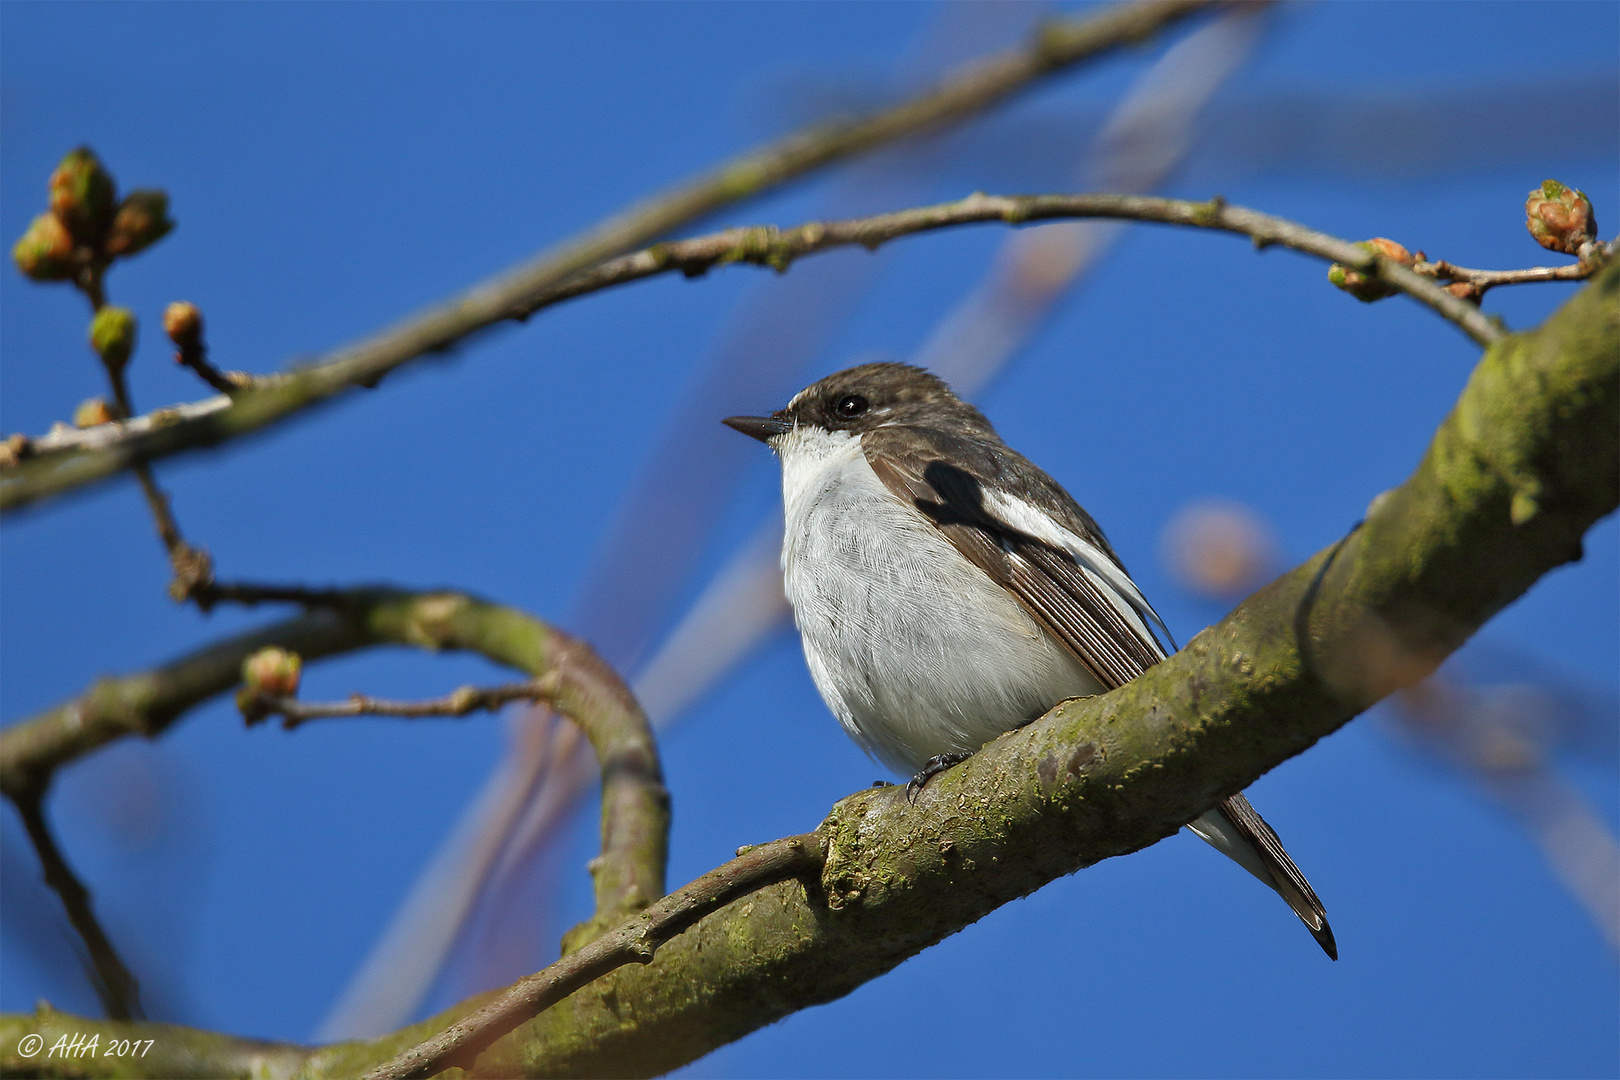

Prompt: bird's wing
xmin=863 ymin=424 xmax=1337 ymax=960
xmin=862 ymin=425 xmax=1166 ymax=691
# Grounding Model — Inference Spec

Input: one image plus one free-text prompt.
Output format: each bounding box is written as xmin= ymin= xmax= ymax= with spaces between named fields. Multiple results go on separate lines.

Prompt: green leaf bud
xmin=12 ymin=213 xmax=76 ymax=281
xmin=1525 ymin=180 xmax=1596 ymax=256
xmin=105 ymin=190 xmax=174 ymax=257
xmin=89 ymin=306 xmax=138 ymax=373
xmin=1327 ymin=238 xmax=1412 ymax=302
xmin=48 ymin=147 xmax=117 ymax=244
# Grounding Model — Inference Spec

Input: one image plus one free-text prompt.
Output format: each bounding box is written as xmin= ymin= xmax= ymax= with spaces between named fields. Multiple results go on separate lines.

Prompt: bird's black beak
xmin=723 ymin=414 xmax=792 ymax=443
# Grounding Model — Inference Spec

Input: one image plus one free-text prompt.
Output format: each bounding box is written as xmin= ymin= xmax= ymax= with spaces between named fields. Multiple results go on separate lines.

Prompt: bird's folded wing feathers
xmin=861 ymin=425 xmax=1165 ymax=692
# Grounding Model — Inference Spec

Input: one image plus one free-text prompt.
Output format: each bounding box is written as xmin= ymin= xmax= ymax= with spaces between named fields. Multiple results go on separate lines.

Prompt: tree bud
xmin=12 ymin=213 xmax=76 ymax=281
xmin=104 ymin=190 xmax=174 ymax=257
xmin=237 ymin=647 xmax=302 ymax=723
xmin=163 ymin=301 xmax=204 ymax=349
xmin=89 ymin=306 xmax=138 ymax=373
xmin=73 ymin=398 xmax=116 ymax=427
xmin=1364 ymin=237 xmax=1414 ymax=264
xmin=48 ymin=147 xmax=116 ymax=244
xmin=1328 ymin=239 xmax=1412 ymax=302
xmin=0 ymin=434 xmax=31 ymax=468
xmin=1525 ymin=180 xmax=1596 ymax=256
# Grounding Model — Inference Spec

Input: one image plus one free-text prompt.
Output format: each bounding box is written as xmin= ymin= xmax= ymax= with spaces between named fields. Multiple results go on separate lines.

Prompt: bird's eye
xmin=835 ymin=394 xmax=869 ymax=418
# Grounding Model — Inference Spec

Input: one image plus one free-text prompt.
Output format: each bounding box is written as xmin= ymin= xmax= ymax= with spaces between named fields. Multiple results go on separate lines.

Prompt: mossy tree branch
xmin=3 ymin=259 xmax=1612 ymax=1080
xmin=0 ymin=0 xmax=1219 ymax=515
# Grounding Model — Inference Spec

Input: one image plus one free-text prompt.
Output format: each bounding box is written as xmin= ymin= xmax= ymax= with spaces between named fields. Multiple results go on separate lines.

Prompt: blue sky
xmin=2 ymin=3 xmax=1616 ymax=1077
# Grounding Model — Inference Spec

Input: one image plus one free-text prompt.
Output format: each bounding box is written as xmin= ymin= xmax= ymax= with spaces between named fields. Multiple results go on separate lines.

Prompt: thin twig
xmin=259 ymin=681 xmax=546 ymax=729
xmin=172 ymin=337 xmax=250 ymax=396
xmin=539 ymin=192 xmax=1514 ymax=344
xmin=8 ymin=791 xmax=144 ymax=1022
xmin=0 ymin=0 xmax=1219 ymax=514
xmin=176 ymin=354 xmax=242 ymax=394
xmin=79 ymin=283 xmax=218 ymax=602
xmin=190 ymin=580 xmax=354 ymax=610
xmin=1413 ymin=256 xmax=1598 ymax=296
xmin=361 ymin=833 xmax=825 ymax=1080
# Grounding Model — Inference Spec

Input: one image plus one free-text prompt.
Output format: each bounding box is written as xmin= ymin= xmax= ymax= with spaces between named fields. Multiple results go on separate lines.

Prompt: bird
xmin=724 ymin=361 xmax=1336 ymax=959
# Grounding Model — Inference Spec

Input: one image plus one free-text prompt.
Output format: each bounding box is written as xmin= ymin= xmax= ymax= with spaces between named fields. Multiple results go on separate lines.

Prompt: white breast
xmin=776 ymin=426 xmax=1102 ymax=775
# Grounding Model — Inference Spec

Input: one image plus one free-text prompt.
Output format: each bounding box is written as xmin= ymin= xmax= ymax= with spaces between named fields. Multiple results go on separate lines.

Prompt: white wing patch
xmin=981 ymin=489 xmax=1176 ymax=658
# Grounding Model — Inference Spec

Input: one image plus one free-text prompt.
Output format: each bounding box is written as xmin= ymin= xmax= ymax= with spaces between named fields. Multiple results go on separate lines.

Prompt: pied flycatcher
xmin=725 ymin=361 xmax=1335 ymax=959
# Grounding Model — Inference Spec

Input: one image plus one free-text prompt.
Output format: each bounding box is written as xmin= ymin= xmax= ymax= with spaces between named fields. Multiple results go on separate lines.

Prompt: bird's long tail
xmin=1187 ymin=793 xmax=1337 ymax=960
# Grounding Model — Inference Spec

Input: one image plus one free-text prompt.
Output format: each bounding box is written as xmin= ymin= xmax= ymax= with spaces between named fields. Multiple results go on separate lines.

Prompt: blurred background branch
xmin=9 ymin=792 xmax=143 ymax=1023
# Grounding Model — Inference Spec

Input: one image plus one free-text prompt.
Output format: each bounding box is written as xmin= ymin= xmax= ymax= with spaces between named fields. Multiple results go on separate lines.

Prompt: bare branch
xmin=173 ymin=351 xmax=243 ymax=395
xmin=257 ymin=682 xmax=545 ymax=729
xmin=79 ymin=286 xmax=218 ymax=604
xmin=1413 ymin=250 xmax=1611 ymax=297
xmin=0 ymin=0 xmax=1221 ymax=514
xmin=360 ymin=834 xmax=825 ymax=1080
xmin=8 ymin=792 xmax=144 ymax=1022
xmin=190 ymin=580 xmax=354 ymax=610
xmin=540 ymin=192 xmax=1518 ymax=345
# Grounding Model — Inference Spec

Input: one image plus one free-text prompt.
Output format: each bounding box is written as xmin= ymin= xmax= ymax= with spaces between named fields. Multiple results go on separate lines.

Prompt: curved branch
xmin=0 ymin=0 xmax=1219 ymax=515
xmin=0 ymin=588 xmax=668 ymax=1002
xmin=7 ymin=260 xmax=1610 ymax=1080
xmin=536 ymin=192 xmax=1512 ymax=344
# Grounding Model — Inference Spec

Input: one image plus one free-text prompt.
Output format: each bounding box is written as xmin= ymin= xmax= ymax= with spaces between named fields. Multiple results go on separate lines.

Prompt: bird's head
xmin=723 ymin=362 xmax=995 ymax=450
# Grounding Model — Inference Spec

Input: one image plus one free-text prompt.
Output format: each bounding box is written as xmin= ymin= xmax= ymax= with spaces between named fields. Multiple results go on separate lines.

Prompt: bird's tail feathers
xmin=1187 ymin=793 xmax=1337 ymax=960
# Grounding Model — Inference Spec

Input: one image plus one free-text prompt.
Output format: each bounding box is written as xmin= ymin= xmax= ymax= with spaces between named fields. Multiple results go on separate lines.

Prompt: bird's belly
xmin=782 ymin=455 xmax=1101 ymax=774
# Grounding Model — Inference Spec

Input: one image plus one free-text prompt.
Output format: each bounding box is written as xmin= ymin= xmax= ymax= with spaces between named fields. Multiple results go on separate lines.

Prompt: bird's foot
xmin=871 ymin=780 xmax=893 ymax=788
xmin=906 ymin=752 xmax=973 ymax=803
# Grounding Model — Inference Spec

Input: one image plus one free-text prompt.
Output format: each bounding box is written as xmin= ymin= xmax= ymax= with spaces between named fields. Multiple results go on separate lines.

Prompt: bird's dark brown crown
xmin=778 ymin=362 xmax=998 ymax=437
